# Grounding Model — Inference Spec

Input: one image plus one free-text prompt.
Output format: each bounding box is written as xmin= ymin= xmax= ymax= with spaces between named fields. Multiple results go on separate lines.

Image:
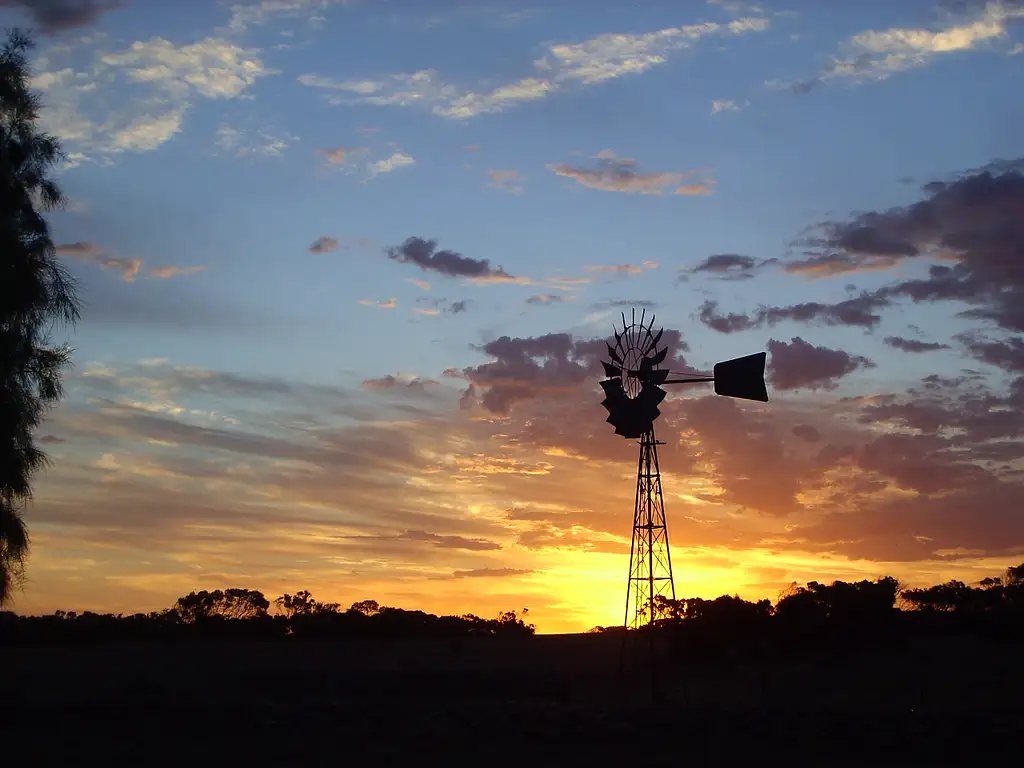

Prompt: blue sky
xmin=5 ymin=0 xmax=1024 ymax=632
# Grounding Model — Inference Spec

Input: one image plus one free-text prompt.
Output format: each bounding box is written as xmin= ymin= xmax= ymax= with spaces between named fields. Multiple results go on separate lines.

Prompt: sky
xmin=3 ymin=0 xmax=1023 ymax=633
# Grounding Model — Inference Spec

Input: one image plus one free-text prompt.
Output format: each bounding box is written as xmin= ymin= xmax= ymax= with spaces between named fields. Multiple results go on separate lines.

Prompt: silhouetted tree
xmin=173 ymin=589 xmax=269 ymax=623
xmin=1 ymin=28 xmax=80 ymax=605
xmin=350 ymin=599 xmax=380 ymax=616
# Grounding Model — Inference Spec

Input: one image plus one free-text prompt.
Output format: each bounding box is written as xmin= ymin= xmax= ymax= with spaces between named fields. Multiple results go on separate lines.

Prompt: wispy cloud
xmin=781 ymin=2 xmax=1024 ymax=93
xmin=548 ymin=150 xmax=712 ymax=195
xmin=315 ymin=144 xmax=412 ymax=179
xmin=367 ymin=150 xmax=415 ymax=177
xmin=526 ymin=293 xmax=577 ymax=306
xmin=215 ymin=124 xmax=297 ymax=158
xmin=56 ymin=241 xmax=201 ymax=282
xmin=297 ymin=17 xmax=770 ymax=119
xmin=487 ymin=169 xmax=525 ymax=194
xmin=358 ymin=298 xmax=397 ymax=309
xmin=711 ymin=98 xmax=739 ymax=114
xmin=32 ymin=35 xmax=277 ymax=162
xmin=225 ymin=0 xmax=351 ymax=33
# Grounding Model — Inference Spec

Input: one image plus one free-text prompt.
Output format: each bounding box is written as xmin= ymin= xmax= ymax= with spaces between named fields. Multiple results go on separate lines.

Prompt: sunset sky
xmin=4 ymin=0 xmax=1023 ymax=633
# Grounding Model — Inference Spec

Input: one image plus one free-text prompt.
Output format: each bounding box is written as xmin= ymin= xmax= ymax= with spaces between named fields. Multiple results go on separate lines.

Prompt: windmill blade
xmin=650 ymin=346 xmax=668 ymax=367
xmin=602 ymin=360 xmax=622 ymax=379
xmin=639 ymin=307 xmax=646 ymax=331
xmin=613 ymin=328 xmax=622 ymax=347
xmin=647 ymin=368 xmax=670 ymax=386
xmin=642 ymin=325 xmax=663 ymax=356
xmin=606 ymin=342 xmax=622 ymax=365
xmin=600 ymin=378 xmax=625 ymax=397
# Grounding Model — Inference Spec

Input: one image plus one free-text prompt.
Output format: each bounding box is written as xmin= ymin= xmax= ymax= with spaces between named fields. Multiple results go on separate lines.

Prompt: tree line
xmin=591 ymin=563 xmax=1024 ymax=659
xmin=0 ymin=588 xmax=536 ymax=644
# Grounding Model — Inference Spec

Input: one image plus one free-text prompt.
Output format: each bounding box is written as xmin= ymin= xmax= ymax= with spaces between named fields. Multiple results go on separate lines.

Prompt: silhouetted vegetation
xmin=1 ymin=28 xmax=80 ymax=605
xmin=6 ymin=564 xmax=1024 ymax=654
xmin=586 ymin=563 xmax=1024 ymax=661
xmin=0 ymin=588 xmax=535 ymax=644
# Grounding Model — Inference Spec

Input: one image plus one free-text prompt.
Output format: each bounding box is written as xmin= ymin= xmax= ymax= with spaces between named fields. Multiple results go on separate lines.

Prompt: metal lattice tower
xmin=625 ymin=427 xmax=675 ymax=629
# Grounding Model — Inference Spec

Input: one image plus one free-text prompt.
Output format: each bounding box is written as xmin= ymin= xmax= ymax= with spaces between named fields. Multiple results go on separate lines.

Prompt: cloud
xmin=0 ymin=0 xmax=121 ymax=34
xmin=55 ymin=242 xmax=140 ymax=281
xmin=710 ymin=98 xmax=739 ymax=114
xmin=347 ymin=530 xmax=501 ymax=553
xmin=408 ymin=278 xmax=431 ymax=290
xmin=487 ymin=169 xmax=525 ymax=194
xmin=56 ymin=241 xmax=201 ymax=282
xmin=414 ymin=297 xmax=471 ymax=315
xmin=449 ymin=568 xmax=533 ymax=579
xmin=316 ymin=146 xmax=367 ymax=166
xmin=297 ymin=17 xmax=769 ymax=119
xmin=308 ymin=236 xmax=339 ymax=254
xmin=461 ymin=329 xmax=688 ymax=415
xmin=358 ymin=298 xmax=397 ymax=309
xmin=698 ymin=294 xmax=891 ymax=333
xmin=958 ymin=334 xmax=1024 ymax=372
xmin=792 ymin=161 xmax=1024 ymax=331
xmin=146 ymin=266 xmax=206 ymax=279
xmin=361 ymin=375 xmax=435 ymax=396
xmin=586 ymin=264 xmax=643 ymax=275
xmin=385 ymin=236 xmax=516 ymax=281
xmin=215 ymin=124 xmax=296 ymax=158
xmin=547 ymin=150 xmax=713 ymax=195
xmin=367 ymin=150 xmax=415 ymax=177
xmin=784 ymin=2 xmax=1024 ymax=93
xmin=791 ymin=424 xmax=821 ymax=443
xmin=526 ymin=294 xmax=577 ymax=306
xmin=680 ymin=253 xmax=777 ymax=281
xmin=883 ymin=336 xmax=950 ymax=353
xmin=225 ymin=0 xmax=351 ymax=32
xmin=32 ymin=35 xmax=277 ymax=161
xmin=767 ymin=337 xmax=875 ymax=390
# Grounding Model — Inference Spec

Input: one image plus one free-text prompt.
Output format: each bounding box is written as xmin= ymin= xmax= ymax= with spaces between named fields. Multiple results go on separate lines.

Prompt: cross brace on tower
xmin=625 ymin=427 xmax=675 ymax=629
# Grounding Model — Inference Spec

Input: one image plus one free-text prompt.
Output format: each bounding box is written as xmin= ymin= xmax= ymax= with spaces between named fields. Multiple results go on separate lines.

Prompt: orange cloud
xmin=547 ymin=151 xmax=713 ymax=195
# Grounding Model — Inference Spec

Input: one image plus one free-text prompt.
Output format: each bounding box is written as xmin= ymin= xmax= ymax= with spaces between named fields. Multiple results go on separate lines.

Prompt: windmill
xmin=600 ymin=308 xmax=769 ymax=630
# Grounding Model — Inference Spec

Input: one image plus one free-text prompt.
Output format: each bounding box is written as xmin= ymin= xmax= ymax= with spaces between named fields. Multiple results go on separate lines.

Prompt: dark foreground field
xmin=4 ymin=632 xmax=1022 ymax=765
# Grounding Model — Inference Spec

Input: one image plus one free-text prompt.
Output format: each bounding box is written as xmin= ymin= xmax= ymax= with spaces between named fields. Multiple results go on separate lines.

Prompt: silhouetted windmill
xmin=600 ymin=308 xmax=768 ymax=630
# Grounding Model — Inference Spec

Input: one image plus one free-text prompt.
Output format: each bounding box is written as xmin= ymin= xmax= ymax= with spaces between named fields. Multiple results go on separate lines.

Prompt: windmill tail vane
xmin=599 ymin=307 xmax=769 ymax=630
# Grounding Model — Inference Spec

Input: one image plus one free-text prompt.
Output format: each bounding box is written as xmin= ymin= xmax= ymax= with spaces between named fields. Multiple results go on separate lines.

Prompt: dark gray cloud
xmin=788 ymin=162 xmax=1024 ymax=331
xmin=308 ymin=236 xmax=339 ymax=254
xmin=526 ymin=293 xmax=570 ymax=305
xmin=680 ymin=254 xmax=777 ymax=282
xmin=957 ymin=335 xmax=1024 ymax=373
xmin=415 ymin=296 xmax=472 ymax=314
xmin=361 ymin=375 xmax=435 ymax=396
xmin=791 ymin=424 xmax=821 ymax=443
xmin=698 ymin=293 xmax=890 ymax=334
xmin=386 ymin=236 xmax=515 ymax=280
xmin=767 ymin=337 xmax=875 ymax=391
xmin=0 ymin=0 xmax=121 ymax=33
xmin=883 ymin=336 xmax=950 ymax=353
xmin=461 ymin=329 xmax=689 ymax=415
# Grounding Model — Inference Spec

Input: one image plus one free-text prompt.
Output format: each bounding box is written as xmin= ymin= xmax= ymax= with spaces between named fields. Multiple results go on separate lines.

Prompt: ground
xmin=2 ymin=632 xmax=1020 ymax=764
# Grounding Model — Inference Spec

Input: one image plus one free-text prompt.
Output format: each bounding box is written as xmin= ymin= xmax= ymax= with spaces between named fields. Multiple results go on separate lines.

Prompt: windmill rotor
xmin=600 ymin=308 xmax=668 ymax=439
